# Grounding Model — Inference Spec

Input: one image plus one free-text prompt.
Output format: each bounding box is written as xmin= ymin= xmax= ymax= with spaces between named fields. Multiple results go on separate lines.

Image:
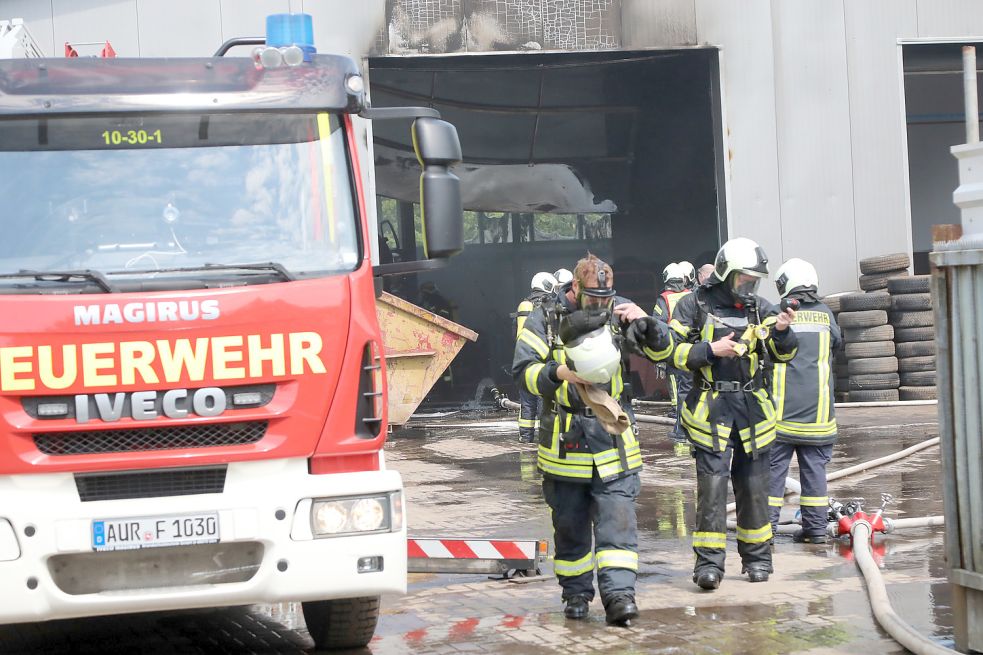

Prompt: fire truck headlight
xmin=350 ymin=498 xmax=385 ymax=532
xmin=312 ymin=502 xmax=348 ymax=535
xmin=345 ymin=74 xmax=365 ymax=94
xmin=310 ymin=495 xmax=393 ymax=537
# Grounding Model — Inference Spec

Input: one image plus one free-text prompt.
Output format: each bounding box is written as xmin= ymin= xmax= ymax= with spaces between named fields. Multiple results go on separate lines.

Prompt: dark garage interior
xmin=368 ymin=48 xmax=726 ymax=407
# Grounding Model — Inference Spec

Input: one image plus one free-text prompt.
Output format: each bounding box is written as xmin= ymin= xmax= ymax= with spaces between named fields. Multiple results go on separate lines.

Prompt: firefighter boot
xmin=694 ymin=569 xmax=722 ymax=590
xmin=563 ymin=595 xmax=590 ymax=620
xmin=604 ymin=595 xmax=639 ymax=626
xmin=792 ymin=529 xmax=827 ymax=544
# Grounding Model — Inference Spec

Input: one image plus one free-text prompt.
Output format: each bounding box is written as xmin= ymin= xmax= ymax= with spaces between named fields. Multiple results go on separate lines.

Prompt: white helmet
xmin=711 ymin=237 xmax=769 ymax=299
xmin=662 ymin=262 xmax=683 ymax=284
xmin=563 ymin=326 xmax=621 ymax=384
xmin=554 ymin=268 xmax=574 ymax=285
xmin=677 ymin=261 xmax=696 ymax=288
xmin=775 ymin=258 xmax=819 ymax=298
xmin=531 ymin=271 xmax=558 ymax=293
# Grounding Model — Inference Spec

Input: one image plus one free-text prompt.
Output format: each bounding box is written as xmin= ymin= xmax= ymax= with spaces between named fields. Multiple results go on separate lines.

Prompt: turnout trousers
xmin=518 ymin=386 xmax=542 ymax=441
xmin=768 ymin=442 xmax=833 ymax=537
xmin=669 ymin=368 xmax=692 ymax=440
xmin=693 ymin=427 xmax=773 ymax=577
xmin=543 ymin=472 xmax=640 ymax=604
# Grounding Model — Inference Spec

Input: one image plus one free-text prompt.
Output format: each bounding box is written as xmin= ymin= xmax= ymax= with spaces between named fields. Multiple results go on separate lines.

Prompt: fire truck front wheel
xmin=302 ymin=595 xmax=381 ymax=650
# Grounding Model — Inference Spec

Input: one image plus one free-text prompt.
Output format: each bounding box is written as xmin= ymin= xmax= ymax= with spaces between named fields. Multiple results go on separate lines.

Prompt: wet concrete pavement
xmin=0 ymin=405 xmax=950 ymax=653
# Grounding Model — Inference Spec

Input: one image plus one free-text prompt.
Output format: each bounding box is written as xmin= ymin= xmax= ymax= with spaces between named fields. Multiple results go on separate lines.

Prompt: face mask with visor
xmin=577 ymin=267 xmax=616 ymax=310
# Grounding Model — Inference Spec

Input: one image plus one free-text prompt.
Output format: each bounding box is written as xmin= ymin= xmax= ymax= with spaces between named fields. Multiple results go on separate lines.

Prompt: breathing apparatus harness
xmin=686 ymin=289 xmax=797 ymax=457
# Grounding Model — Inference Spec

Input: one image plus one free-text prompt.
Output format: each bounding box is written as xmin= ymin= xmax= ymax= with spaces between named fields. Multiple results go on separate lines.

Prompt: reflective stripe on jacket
xmin=771 ymin=301 xmax=841 ymax=444
xmin=512 ymin=292 xmax=673 ymax=482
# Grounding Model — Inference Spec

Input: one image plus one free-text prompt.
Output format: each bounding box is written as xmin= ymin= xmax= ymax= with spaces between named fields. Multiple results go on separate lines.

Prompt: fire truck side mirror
xmin=412 ymin=118 xmax=463 ymax=259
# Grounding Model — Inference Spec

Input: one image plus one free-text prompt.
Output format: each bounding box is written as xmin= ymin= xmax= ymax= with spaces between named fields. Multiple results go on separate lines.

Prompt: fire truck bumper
xmin=0 ymin=458 xmax=406 ymax=623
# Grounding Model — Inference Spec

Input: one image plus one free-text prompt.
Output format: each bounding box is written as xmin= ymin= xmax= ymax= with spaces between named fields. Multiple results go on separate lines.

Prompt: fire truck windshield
xmin=0 ymin=112 xmax=359 ymax=291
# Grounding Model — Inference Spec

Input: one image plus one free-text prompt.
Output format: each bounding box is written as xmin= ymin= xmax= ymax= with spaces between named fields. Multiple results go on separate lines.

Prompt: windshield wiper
xmin=1 ymin=269 xmax=118 ymax=293
xmin=106 ymin=262 xmax=296 ymax=282
xmin=201 ymin=262 xmax=295 ymax=281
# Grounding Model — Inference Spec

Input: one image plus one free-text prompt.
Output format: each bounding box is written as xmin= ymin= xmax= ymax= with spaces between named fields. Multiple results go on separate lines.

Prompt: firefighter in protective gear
xmin=515 ymin=272 xmax=559 ymax=443
xmin=768 ymin=258 xmax=841 ymax=543
xmin=654 ymin=263 xmax=693 ymax=442
xmin=669 ymin=237 xmax=798 ymax=590
xmin=512 ymin=253 xmax=674 ymax=626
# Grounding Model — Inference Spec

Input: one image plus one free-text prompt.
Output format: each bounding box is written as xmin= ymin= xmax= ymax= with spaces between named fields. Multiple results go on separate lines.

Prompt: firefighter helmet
xmin=677 ymin=260 xmax=696 ymax=288
xmin=563 ymin=325 xmax=621 ymax=383
xmin=553 ymin=268 xmax=574 ymax=285
xmin=530 ymin=271 xmax=558 ymax=293
xmin=775 ymin=258 xmax=819 ymax=298
xmin=711 ymin=237 xmax=769 ymax=300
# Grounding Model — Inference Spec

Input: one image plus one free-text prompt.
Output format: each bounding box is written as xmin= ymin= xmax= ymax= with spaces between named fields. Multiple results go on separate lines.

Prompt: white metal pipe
xmin=851 ymin=521 xmax=953 ymax=654
xmin=965 ymin=45 xmax=979 ymax=144
xmin=635 ymin=414 xmax=676 ymax=426
xmin=835 ymin=400 xmax=937 ymax=408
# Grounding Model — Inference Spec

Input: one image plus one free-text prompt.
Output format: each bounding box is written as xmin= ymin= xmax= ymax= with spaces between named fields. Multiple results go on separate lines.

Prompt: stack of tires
xmin=837 ymin=291 xmax=898 ymax=402
xmin=887 ymin=275 xmax=936 ymax=400
xmin=821 ymin=293 xmax=851 ymax=403
xmin=858 ymin=252 xmax=911 ymax=292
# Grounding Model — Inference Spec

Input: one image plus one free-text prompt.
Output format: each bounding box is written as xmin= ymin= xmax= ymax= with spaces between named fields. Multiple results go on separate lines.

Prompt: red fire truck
xmin=0 ymin=18 xmax=463 ymax=650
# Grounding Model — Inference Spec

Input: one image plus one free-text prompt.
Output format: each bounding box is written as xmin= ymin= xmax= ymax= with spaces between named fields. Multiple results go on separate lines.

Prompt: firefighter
xmin=768 ymin=258 xmax=841 ymax=543
xmin=669 ymin=237 xmax=798 ymax=590
xmin=697 ymin=264 xmax=715 ymax=285
xmin=654 ymin=263 xmax=692 ymax=442
xmin=515 ymin=272 xmax=559 ymax=443
xmin=512 ymin=253 xmax=674 ymax=625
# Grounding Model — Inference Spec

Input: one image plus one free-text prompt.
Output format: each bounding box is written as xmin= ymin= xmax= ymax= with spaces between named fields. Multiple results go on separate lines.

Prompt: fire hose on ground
xmin=851 ymin=519 xmax=952 ymax=655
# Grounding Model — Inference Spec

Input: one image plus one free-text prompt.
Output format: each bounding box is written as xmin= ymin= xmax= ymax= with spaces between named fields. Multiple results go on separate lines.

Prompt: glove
xmin=559 ymin=309 xmax=610 ymax=343
xmin=624 ymin=316 xmax=662 ymax=354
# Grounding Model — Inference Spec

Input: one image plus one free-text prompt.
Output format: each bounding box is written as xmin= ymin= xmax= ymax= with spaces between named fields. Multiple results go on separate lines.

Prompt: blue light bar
xmin=266 ymin=13 xmax=316 ymax=62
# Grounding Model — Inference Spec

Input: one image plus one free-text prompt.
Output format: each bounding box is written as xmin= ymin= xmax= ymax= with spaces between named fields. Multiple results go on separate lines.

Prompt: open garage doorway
xmin=904 ymin=42 xmax=983 ymax=274
xmin=368 ymin=49 xmax=727 ymax=407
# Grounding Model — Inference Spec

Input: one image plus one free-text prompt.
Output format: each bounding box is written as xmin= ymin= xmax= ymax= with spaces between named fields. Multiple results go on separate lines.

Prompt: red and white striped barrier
xmin=407 ymin=537 xmax=548 ymax=575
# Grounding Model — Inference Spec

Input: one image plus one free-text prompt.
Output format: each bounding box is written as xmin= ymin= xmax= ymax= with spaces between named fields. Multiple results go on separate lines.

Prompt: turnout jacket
xmin=653 ymin=289 xmax=691 ymax=323
xmin=514 ymin=289 xmax=553 ymax=338
xmin=668 ymin=284 xmax=798 ymax=457
xmin=512 ymin=288 xmax=674 ymax=483
xmin=771 ymin=299 xmax=841 ymax=445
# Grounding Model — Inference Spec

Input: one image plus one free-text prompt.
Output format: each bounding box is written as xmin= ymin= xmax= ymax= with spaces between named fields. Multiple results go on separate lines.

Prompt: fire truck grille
xmin=74 ymin=466 xmax=228 ymax=502
xmin=34 ymin=421 xmax=268 ymax=455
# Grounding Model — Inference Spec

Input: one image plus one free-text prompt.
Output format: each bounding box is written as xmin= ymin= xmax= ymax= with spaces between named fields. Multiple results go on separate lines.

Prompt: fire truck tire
xmin=844 ymin=341 xmax=895 ymax=359
xmin=859 ymin=253 xmax=911 ymax=275
xmin=303 ymin=596 xmax=381 ymax=650
xmin=839 ymin=292 xmax=891 ymax=312
xmin=859 ymin=270 xmax=908 ymax=292
xmin=898 ymin=355 xmax=936 ymax=372
xmin=899 ymin=386 xmax=937 ymax=401
xmin=848 ymin=389 xmax=900 ymax=402
xmin=847 ymin=356 xmax=898 ymax=375
xmin=889 ymin=311 xmax=934 ymax=328
xmin=838 ymin=310 xmax=888 ymax=329
xmin=894 ymin=326 xmax=935 ymax=343
xmin=890 ymin=293 xmax=932 ymax=311
xmin=848 ymin=373 xmax=900 ymax=391
xmin=843 ymin=324 xmax=894 ymax=342
xmin=896 ymin=341 xmax=935 ymax=358
xmin=887 ymin=275 xmax=931 ymax=295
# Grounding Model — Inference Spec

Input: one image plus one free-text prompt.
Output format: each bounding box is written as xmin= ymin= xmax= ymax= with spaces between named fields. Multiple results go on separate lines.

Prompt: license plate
xmin=92 ymin=512 xmax=220 ymax=551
